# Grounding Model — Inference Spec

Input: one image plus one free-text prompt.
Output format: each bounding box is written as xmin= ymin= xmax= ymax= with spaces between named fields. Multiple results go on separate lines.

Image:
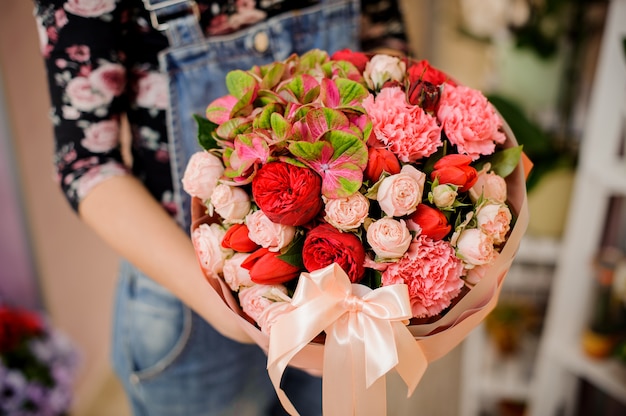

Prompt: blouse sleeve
xmin=33 ymin=0 xmax=131 ymax=212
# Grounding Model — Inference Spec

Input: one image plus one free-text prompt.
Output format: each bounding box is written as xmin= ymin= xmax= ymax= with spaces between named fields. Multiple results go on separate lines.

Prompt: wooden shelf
xmin=546 ymin=341 xmax=626 ymax=404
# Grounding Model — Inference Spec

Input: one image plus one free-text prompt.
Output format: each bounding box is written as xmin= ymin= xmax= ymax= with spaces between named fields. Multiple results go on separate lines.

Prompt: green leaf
xmin=215 ymin=117 xmax=251 ymax=140
xmin=335 ymin=78 xmax=370 ymax=106
xmin=476 ymin=145 xmax=523 ymax=178
xmin=271 ymin=112 xmax=291 ymax=141
xmin=226 ymin=70 xmax=258 ymax=99
xmin=261 ymin=62 xmax=286 ymax=90
xmin=297 ymin=49 xmax=329 ymax=72
xmin=193 ymin=114 xmax=219 ymax=150
xmin=277 ymin=233 xmax=305 ymax=269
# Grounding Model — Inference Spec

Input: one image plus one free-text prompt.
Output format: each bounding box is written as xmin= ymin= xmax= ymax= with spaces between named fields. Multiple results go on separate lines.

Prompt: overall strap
xmin=141 ymin=0 xmax=204 ymax=47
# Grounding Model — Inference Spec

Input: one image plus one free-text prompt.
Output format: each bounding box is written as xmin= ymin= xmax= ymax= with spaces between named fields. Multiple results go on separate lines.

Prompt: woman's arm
xmin=79 ymin=174 xmax=253 ymax=343
xmin=34 ymin=0 xmax=252 ymax=343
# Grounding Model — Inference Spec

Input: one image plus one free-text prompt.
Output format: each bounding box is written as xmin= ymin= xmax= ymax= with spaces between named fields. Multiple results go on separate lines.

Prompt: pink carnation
xmin=381 ymin=235 xmax=464 ymax=318
xmin=362 ymin=87 xmax=442 ymax=163
xmin=437 ymin=84 xmax=506 ymax=160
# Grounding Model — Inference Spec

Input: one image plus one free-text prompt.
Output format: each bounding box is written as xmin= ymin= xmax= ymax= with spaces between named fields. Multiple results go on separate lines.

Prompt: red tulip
xmin=241 ymin=248 xmax=301 ymax=285
xmin=221 ymin=223 xmax=259 ymax=252
xmin=364 ymin=147 xmax=401 ymax=182
xmin=430 ymin=154 xmax=478 ymax=192
xmin=407 ymin=204 xmax=451 ymax=241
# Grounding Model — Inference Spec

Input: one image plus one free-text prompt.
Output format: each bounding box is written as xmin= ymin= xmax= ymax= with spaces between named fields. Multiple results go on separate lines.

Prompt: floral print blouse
xmin=33 ymin=0 xmax=407 ymax=217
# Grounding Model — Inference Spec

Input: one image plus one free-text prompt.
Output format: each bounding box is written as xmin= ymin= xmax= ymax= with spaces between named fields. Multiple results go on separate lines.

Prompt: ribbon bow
xmin=267 ymin=263 xmax=427 ymax=416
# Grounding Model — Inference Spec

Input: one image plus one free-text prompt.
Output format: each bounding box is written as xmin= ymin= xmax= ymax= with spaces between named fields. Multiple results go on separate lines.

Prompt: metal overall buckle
xmin=143 ymin=0 xmax=200 ymax=31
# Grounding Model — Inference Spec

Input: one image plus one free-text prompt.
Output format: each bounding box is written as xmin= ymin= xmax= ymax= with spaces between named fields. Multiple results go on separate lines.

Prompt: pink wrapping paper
xmin=190 ymin=122 xmax=529 ymax=415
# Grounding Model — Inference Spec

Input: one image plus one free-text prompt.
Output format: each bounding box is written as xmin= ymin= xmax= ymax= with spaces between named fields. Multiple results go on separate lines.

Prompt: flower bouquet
xmin=0 ymin=304 xmax=79 ymax=416
xmin=183 ymin=49 xmax=529 ymax=415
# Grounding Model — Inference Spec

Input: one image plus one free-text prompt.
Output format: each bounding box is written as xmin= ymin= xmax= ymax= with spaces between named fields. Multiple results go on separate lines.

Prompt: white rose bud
xmin=431 ymin=184 xmax=458 ymax=209
xmin=364 ymin=54 xmax=406 ymax=90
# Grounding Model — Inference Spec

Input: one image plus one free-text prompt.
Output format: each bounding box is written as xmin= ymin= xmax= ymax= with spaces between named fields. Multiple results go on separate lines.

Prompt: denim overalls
xmin=111 ymin=1 xmax=360 ymax=415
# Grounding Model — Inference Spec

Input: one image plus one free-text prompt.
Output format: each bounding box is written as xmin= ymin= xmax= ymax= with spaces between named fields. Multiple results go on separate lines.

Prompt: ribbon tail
xmin=324 ymin=315 xmax=387 ymax=416
xmin=392 ymin=322 xmax=427 ymax=396
xmin=323 ymin=319 xmax=354 ymax=416
xmin=356 ymin=377 xmax=386 ymax=416
xmin=268 ymin=358 xmax=301 ymax=416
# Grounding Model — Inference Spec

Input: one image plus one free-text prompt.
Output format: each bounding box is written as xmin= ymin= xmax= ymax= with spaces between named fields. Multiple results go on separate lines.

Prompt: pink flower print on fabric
xmin=80 ymin=120 xmax=118 ymax=152
xmin=64 ymin=0 xmax=116 ymax=18
xmin=75 ymin=161 xmax=128 ymax=201
xmin=136 ymin=72 xmax=169 ymax=110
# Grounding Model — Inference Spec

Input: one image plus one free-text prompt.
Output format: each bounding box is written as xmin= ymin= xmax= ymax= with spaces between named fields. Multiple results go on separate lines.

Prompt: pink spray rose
xmin=437 ymin=84 xmax=506 ymax=160
xmin=377 ymin=165 xmax=426 ymax=217
xmin=80 ymin=120 xmax=118 ymax=153
xmin=382 ymin=235 xmax=464 ymax=318
xmin=223 ymin=253 xmax=253 ymax=291
xmin=323 ymin=192 xmax=370 ymax=231
xmin=257 ymin=300 xmax=295 ymax=336
xmin=191 ymin=223 xmax=233 ymax=278
xmin=464 ymin=253 xmax=498 ymax=285
xmin=182 ymin=151 xmax=225 ymax=201
xmin=245 ymin=210 xmax=296 ymax=252
xmin=454 ymin=228 xmax=495 ymax=268
xmin=475 ymin=202 xmax=512 ymax=245
xmin=211 ymin=184 xmax=251 ymax=223
xmin=238 ymin=284 xmax=290 ymax=324
xmin=366 ymin=217 xmax=412 ymax=259
xmin=469 ymin=168 xmax=507 ymax=203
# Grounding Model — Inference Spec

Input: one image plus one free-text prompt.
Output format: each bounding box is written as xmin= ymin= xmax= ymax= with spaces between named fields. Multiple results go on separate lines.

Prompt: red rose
xmin=302 ymin=223 xmax=365 ymax=283
xmin=221 ymin=223 xmax=259 ymax=252
xmin=364 ymin=147 xmax=401 ymax=182
xmin=430 ymin=154 xmax=478 ymax=192
xmin=408 ymin=60 xmax=452 ymax=86
xmin=407 ymin=204 xmax=451 ymax=241
xmin=331 ymin=49 xmax=370 ymax=72
xmin=241 ymin=248 xmax=302 ymax=285
xmin=252 ymin=162 xmax=323 ymax=226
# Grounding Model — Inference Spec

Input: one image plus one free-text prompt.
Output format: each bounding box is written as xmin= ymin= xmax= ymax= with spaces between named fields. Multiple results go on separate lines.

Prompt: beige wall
xmin=0 ymin=1 xmax=120 ymax=412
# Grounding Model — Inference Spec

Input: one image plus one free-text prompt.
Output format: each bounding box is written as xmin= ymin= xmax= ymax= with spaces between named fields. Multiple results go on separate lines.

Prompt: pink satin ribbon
xmin=267 ymin=263 xmax=426 ymax=416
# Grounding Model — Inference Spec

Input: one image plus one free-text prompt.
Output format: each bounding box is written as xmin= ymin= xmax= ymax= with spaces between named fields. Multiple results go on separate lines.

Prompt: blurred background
xmin=1 ymin=0 xmax=625 ymax=415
